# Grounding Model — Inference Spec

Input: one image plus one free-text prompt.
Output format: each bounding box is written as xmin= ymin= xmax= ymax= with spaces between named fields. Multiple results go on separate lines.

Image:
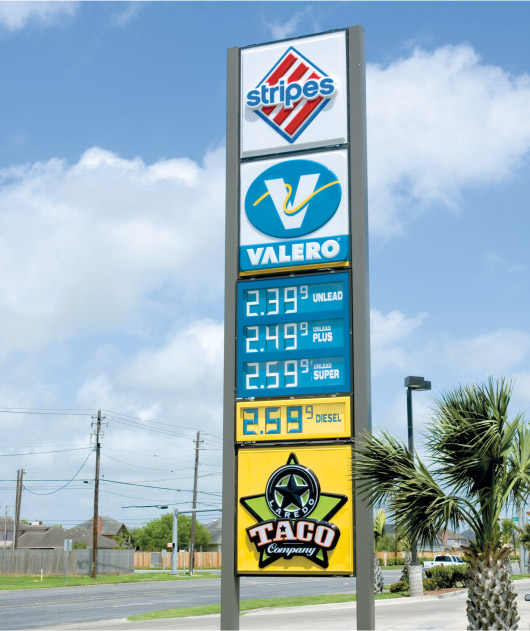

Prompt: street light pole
xmin=404 ymin=376 xmax=431 ymax=565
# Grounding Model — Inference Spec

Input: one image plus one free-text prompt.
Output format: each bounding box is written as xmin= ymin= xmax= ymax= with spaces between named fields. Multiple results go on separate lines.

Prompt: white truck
xmin=423 ymin=554 xmax=466 ymax=571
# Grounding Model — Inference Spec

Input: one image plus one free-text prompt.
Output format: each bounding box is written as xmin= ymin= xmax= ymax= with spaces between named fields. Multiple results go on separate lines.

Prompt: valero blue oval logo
xmin=245 ymin=159 xmax=342 ymax=239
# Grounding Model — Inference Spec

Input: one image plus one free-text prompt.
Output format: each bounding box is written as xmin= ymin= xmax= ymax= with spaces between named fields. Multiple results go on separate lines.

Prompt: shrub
xmin=450 ymin=565 xmax=468 ymax=586
xmin=387 ymin=557 xmax=406 ymax=566
xmin=389 ymin=580 xmax=407 ymax=593
xmin=430 ymin=565 xmax=454 ymax=589
xmin=423 ymin=577 xmax=438 ymax=591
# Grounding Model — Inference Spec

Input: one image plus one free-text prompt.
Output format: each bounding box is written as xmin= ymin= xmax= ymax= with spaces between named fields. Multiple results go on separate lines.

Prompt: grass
xmin=0 ymin=572 xmax=219 ymax=590
xmin=128 ymin=592 xmax=404 ymax=621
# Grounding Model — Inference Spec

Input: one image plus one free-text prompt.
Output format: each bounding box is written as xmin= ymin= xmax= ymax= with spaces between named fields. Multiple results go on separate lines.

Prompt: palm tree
xmin=354 ymin=377 xmax=530 ymax=630
xmin=500 ymin=518 xmax=516 ymax=547
xmin=373 ymin=508 xmax=385 ymax=594
xmin=517 ymin=523 xmax=530 ymax=572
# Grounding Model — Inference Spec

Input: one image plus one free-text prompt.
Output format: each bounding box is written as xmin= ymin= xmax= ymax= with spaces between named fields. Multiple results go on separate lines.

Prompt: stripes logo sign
xmin=245 ymin=46 xmax=337 ymax=144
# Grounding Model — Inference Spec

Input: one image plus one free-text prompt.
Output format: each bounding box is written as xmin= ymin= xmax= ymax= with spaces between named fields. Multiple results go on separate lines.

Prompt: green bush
xmin=423 ymin=577 xmax=438 ymax=591
xmin=450 ymin=566 xmax=468 ymax=586
xmin=386 ymin=557 xmax=405 ymax=566
xmin=430 ymin=565 xmax=454 ymax=589
xmin=389 ymin=580 xmax=407 ymax=593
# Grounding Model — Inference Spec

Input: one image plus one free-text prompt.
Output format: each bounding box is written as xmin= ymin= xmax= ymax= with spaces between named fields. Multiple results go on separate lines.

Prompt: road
xmin=1 ymin=571 xmax=402 ymax=630
xmin=55 ymin=582 xmax=530 ymax=631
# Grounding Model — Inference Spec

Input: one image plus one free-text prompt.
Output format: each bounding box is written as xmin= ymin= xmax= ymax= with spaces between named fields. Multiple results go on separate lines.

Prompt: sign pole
xmin=348 ymin=25 xmax=375 ymax=630
xmin=223 ymin=26 xmax=373 ymax=630
xmin=220 ymin=44 xmax=241 ymax=630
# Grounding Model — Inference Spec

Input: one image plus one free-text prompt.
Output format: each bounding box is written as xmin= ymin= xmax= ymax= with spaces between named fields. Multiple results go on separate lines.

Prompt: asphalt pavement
xmin=35 ymin=579 xmax=530 ymax=631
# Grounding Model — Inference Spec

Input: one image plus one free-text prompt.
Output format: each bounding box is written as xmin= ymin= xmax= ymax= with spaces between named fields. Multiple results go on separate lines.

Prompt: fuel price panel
xmin=236 ymin=273 xmax=351 ymax=398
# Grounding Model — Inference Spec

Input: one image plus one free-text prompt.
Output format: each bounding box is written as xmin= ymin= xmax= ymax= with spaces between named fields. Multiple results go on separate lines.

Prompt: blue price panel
xmin=236 ymin=272 xmax=351 ymax=398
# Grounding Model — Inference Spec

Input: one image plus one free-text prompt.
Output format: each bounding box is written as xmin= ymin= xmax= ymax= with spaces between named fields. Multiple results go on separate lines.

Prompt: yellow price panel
xmin=236 ymin=397 xmax=351 ymax=442
xmin=237 ymin=444 xmax=354 ymax=575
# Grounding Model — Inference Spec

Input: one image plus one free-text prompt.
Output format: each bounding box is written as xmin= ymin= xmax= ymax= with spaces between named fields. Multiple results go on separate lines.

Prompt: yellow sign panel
xmin=236 ymin=397 xmax=351 ymax=442
xmin=237 ymin=444 xmax=353 ymax=575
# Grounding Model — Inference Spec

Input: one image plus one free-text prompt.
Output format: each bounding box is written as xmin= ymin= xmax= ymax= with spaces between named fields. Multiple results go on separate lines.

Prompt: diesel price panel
xmin=236 ymin=272 xmax=351 ymax=398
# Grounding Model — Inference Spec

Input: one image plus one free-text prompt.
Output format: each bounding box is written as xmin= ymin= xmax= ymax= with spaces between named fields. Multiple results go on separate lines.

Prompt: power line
xmin=0 ymin=409 xmax=93 ymax=416
xmin=24 ymin=450 xmax=94 ymax=496
xmin=102 ymin=409 xmax=206 ymax=433
xmin=100 ymin=479 xmax=221 ymax=496
xmin=0 ymin=447 xmax=91 ymax=457
xmin=102 ymin=453 xmax=193 ymax=472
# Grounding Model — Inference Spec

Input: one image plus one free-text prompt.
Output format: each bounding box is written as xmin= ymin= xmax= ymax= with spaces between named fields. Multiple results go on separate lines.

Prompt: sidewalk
xmin=47 ymin=581 xmax=530 ymax=631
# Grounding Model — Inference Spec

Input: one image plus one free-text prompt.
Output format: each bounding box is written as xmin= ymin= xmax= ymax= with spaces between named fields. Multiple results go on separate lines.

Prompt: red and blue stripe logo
xmin=245 ymin=47 xmax=336 ymax=144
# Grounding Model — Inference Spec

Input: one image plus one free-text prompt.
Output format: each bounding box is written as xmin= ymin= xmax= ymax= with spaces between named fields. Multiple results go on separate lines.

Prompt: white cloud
xmin=0 ymin=1 xmax=78 ymax=31
xmin=118 ymin=319 xmax=223 ymax=394
xmin=265 ymin=6 xmax=322 ymax=41
xmin=445 ymin=328 xmax=530 ymax=374
xmin=111 ymin=1 xmax=142 ymax=27
xmin=367 ymin=45 xmax=530 ymax=238
xmin=370 ymin=309 xmax=428 ymax=375
xmin=0 ymin=147 xmax=225 ymax=357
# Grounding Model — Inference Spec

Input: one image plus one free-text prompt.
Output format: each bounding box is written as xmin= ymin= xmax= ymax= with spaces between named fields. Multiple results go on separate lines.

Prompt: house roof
xmin=459 ymin=528 xmax=475 ymax=542
xmin=18 ymin=526 xmax=115 ymax=549
xmin=205 ymin=519 xmax=222 ymax=545
xmin=76 ymin=516 xmax=128 ymax=536
xmin=0 ymin=517 xmax=14 ymax=530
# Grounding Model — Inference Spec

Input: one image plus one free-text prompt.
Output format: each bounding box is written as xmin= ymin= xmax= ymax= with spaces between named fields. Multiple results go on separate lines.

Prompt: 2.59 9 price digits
xmin=245 ymin=359 xmax=309 ymax=390
xmin=242 ymin=405 xmax=315 ymax=435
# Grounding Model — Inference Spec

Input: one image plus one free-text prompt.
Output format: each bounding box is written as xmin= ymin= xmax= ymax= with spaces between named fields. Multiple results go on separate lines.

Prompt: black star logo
xmin=276 ymin=474 xmax=309 ymax=511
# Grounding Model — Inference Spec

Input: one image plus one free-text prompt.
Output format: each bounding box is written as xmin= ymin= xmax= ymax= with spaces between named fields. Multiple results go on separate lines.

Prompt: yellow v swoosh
xmin=253 ymin=180 xmax=340 ymax=215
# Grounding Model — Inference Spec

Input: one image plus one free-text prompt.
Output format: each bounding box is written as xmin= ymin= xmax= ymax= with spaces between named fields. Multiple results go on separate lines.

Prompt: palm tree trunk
xmin=374 ymin=553 xmax=384 ymax=594
xmin=466 ymin=543 xmax=519 ymax=630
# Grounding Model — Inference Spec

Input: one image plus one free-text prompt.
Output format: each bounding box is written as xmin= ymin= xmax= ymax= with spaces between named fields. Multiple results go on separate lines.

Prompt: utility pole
xmin=91 ymin=410 xmax=104 ymax=579
xmin=189 ymin=431 xmax=203 ymax=575
xmin=14 ymin=469 xmax=26 ymax=549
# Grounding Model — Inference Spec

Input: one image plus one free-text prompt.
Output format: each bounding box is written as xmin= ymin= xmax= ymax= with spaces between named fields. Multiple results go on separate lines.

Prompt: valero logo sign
xmin=240 ymin=155 xmax=349 ymax=274
xmin=244 ymin=159 xmax=341 ymax=239
xmin=245 ymin=46 xmax=336 ymax=143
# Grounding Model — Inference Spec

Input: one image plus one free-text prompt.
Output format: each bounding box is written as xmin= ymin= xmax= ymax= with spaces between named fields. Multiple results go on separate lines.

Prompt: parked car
xmin=423 ymin=554 xmax=466 ymax=571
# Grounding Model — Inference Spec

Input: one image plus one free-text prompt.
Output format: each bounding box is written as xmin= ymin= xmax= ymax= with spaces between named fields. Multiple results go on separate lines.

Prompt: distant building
xmin=17 ymin=526 xmax=115 ymax=550
xmin=205 ymin=519 xmax=222 ymax=552
xmin=0 ymin=517 xmax=14 ymax=550
xmin=441 ymin=528 xmax=470 ymax=551
xmin=76 ymin=516 xmax=129 ymax=542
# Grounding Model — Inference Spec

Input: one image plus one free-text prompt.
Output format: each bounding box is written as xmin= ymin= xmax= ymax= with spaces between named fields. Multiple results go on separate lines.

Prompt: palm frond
xmin=354 ymin=430 xmax=414 ymax=507
xmin=427 ymin=378 xmax=517 ymax=508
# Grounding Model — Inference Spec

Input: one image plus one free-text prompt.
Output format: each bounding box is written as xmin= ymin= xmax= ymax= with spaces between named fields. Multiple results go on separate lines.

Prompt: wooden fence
xmin=0 ymin=549 xmax=133 ymax=575
xmin=134 ymin=551 xmax=221 ymax=569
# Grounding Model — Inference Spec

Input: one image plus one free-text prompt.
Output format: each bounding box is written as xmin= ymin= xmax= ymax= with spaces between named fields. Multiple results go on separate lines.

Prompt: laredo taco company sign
xmin=237 ymin=445 xmax=353 ymax=575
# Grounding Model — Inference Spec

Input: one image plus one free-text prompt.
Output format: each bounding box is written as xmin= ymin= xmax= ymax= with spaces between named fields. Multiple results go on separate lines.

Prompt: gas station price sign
xmin=236 ymin=273 xmax=350 ymax=398
xmin=236 ymin=396 xmax=351 ymax=443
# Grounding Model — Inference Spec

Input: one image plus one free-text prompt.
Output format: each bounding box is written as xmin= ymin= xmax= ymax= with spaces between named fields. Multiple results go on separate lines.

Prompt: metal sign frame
xmin=222 ymin=25 xmax=374 ymax=630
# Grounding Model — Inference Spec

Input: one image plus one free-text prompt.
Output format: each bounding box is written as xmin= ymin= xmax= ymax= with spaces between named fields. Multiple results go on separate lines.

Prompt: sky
xmin=0 ymin=1 xmax=529 ymax=533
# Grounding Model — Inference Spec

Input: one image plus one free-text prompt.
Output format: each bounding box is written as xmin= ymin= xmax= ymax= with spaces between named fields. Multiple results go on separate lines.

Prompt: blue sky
xmin=0 ymin=1 xmax=529 ymax=531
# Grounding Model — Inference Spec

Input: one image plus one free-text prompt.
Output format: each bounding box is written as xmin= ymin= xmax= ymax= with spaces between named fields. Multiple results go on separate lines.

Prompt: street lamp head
xmin=405 ymin=376 xmax=431 ymax=391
